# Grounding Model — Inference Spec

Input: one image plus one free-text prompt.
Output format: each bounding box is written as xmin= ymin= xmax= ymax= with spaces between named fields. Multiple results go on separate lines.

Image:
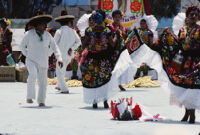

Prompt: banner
xmin=98 ymin=0 xmax=150 ymax=29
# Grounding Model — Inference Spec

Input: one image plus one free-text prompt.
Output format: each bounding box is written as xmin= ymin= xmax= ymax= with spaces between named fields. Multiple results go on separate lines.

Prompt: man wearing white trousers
xmin=19 ymin=13 xmax=63 ymax=106
xmin=54 ymin=10 xmax=81 ymax=93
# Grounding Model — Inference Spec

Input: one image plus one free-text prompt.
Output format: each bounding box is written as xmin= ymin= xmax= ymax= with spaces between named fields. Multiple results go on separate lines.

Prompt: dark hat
xmin=28 ymin=10 xmax=52 ymax=26
xmin=54 ymin=10 xmax=75 ymax=23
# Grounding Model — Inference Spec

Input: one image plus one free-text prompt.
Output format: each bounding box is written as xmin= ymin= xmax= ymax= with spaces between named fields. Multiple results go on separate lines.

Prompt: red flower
xmin=90 ymin=77 xmax=94 ymax=83
xmin=110 ymin=101 xmax=119 ymax=119
xmin=132 ymin=104 xmax=142 ymax=120
xmin=130 ymin=0 xmax=141 ymax=12
xmin=103 ymin=0 xmax=114 ymax=11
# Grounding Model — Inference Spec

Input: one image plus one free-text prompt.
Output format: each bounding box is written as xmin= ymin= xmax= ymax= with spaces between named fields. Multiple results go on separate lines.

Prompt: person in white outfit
xmin=19 ymin=12 xmax=63 ymax=106
xmin=54 ymin=10 xmax=81 ymax=93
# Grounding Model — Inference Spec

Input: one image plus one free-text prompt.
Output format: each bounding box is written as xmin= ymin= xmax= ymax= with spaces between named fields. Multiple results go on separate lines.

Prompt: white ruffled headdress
xmin=132 ymin=15 xmax=158 ymax=42
xmin=76 ymin=13 xmax=92 ymax=37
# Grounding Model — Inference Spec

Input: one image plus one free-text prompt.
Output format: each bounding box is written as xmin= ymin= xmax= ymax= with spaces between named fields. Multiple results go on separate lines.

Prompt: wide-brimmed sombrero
xmin=54 ymin=10 xmax=75 ymax=23
xmin=29 ymin=11 xmax=53 ymax=26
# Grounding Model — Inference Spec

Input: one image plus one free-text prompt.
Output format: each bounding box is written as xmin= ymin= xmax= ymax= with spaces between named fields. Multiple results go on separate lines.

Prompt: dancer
xmin=19 ymin=12 xmax=63 ymax=106
xmin=81 ymin=10 xmax=132 ymax=108
xmin=129 ymin=5 xmax=200 ymax=124
xmin=169 ymin=5 xmax=200 ymax=124
xmin=54 ymin=10 xmax=81 ymax=93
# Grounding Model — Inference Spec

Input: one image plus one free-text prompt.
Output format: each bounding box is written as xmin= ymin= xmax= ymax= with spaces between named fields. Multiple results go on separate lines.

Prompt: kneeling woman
xmin=81 ymin=10 xmax=131 ymax=108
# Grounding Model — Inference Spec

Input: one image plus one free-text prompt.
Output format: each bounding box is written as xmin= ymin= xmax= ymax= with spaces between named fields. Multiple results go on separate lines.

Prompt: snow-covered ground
xmin=0 ymin=82 xmax=199 ymax=135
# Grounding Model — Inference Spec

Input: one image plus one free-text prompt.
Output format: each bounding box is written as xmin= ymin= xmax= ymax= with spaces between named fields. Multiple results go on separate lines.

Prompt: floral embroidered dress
xmin=108 ymin=23 xmax=127 ymax=39
xmin=158 ymin=24 xmax=200 ymax=109
xmin=160 ymin=25 xmax=200 ymax=88
xmin=126 ymin=23 xmax=200 ymax=109
xmin=81 ymin=26 xmax=126 ymax=87
xmin=81 ymin=26 xmax=131 ymax=104
xmin=0 ymin=28 xmax=12 ymax=65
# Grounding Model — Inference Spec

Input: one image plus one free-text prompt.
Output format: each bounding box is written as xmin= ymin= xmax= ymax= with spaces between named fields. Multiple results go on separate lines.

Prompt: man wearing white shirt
xmin=19 ymin=13 xmax=63 ymax=106
xmin=54 ymin=10 xmax=81 ymax=93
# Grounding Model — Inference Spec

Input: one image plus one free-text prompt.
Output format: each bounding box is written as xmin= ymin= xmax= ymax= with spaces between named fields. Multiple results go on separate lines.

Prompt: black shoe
xmin=119 ymin=85 xmax=126 ymax=91
xmin=93 ymin=103 xmax=98 ymax=109
xmin=104 ymin=100 xmax=109 ymax=108
xmin=181 ymin=109 xmax=189 ymax=122
xmin=189 ymin=110 xmax=195 ymax=124
xmin=189 ymin=116 xmax=195 ymax=124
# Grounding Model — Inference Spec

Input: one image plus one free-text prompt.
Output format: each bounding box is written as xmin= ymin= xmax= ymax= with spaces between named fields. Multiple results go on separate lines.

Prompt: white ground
xmin=0 ymin=82 xmax=200 ymax=135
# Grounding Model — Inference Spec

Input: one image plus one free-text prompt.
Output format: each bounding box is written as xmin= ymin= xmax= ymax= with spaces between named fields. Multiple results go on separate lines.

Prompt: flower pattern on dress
xmin=158 ymin=26 xmax=200 ymax=88
xmin=81 ymin=26 xmax=126 ymax=88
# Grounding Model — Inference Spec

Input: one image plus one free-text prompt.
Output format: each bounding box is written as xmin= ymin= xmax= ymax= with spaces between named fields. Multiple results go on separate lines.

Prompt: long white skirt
xmin=118 ymin=66 xmax=135 ymax=85
xmin=130 ymin=44 xmax=200 ymax=110
xmin=83 ymin=49 xmax=133 ymax=104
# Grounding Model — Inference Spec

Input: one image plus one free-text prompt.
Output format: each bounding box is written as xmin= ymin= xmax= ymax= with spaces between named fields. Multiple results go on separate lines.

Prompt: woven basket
xmin=16 ymin=67 xmax=28 ymax=83
xmin=0 ymin=66 xmax=16 ymax=82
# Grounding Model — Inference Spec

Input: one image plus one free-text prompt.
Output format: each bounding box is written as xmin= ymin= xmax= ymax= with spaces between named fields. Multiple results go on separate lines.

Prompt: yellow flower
xmin=85 ymin=74 xmax=91 ymax=81
xmin=88 ymin=65 xmax=94 ymax=70
xmin=162 ymin=57 xmax=165 ymax=64
xmin=95 ymin=67 xmax=99 ymax=72
xmin=194 ymin=31 xmax=199 ymax=39
xmin=179 ymin=32 xmax=185 ymax=39
xmin=125 ymin=38 xmax=129 ymax=44
xmin=166 ymin=35 xmax=174 ymax=46
xmin=96 ymin=45 xmax=102 ymax=51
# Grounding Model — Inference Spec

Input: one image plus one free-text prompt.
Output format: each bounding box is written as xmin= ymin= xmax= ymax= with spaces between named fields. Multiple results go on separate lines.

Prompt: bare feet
xmin=26 ymin=99 xmax=33 ymax=104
